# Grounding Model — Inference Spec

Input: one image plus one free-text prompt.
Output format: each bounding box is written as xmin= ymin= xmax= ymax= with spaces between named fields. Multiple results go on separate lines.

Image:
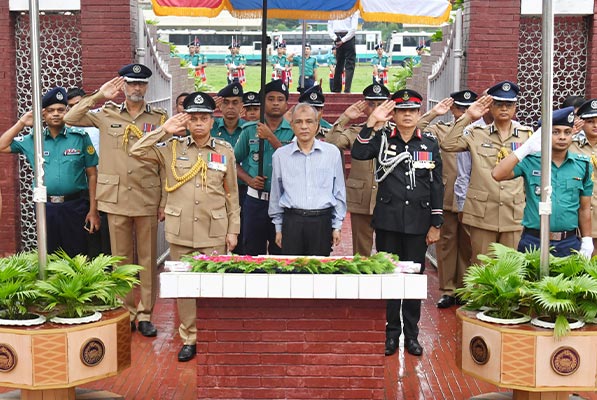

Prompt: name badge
xmin=249 ymin=139 xmax=259 ymax=145
xmin=532 ymin=170 xmax=541 ymax=176
xmin=177 ymin=156 xmax=189 ymax=161
xmin=64 ymin=148 xmax=81 ymax=155
xmin=111 ymin=124 xmax=122 ymax=128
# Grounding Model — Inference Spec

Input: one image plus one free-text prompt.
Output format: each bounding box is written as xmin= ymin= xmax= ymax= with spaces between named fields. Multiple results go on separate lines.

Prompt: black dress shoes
xmin=437 ymin=294 xmax=455 ymax=309
xmin=137 ymin=321 xmax=157 ymax=337
xmin=131 ymin=321 xmax=136 ymax=332
xmin=385 ymin=337 xmax=398 ymax=356
xmin=178 ymin=344 xmax=197 ymax=362
xmin=405 ymin=338 xmax=423 ymax=356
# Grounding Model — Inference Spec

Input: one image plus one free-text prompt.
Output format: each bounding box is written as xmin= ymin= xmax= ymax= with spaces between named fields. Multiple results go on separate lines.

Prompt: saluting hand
xmin=432 ymin=97 xmax=453 ymax=116
xmin=366 ymin=100 xmax=394 ymax=129
xmin=162 ymin=113 xmax=190 ymax=136
xmin=465 ymin=95 xmax=492 ymax=121
xmin=18 ymin=111 xmax=34 ymax=127
xmin=214 ymin=96 xmax=223 ymax=111
xmin=343 ymin=100 xmax=367 ymax=120
xmin=99 ymin=77 xmax=125 ymax=100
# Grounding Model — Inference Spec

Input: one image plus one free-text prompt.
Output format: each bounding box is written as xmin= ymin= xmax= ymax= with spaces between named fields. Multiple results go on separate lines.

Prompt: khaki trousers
xmin=350 ymin=212 xmax=374 ymax=256
xmin=170 ymin=243 xmax=226 ymax=345
xmin=108 ymin=214 xmax=158 ymax=323
xmin=469 ymin=225 xmax=521 ymax=265
xmin=436 ymin=210 xmax=472 ymax=295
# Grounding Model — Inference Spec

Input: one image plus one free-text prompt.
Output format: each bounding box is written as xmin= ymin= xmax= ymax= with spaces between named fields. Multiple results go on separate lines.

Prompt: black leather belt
xmin=48 ymin=191 xmax=84 ymax=203
xmin=524 ymin=228 xmax=577 ymax=241
xmin=285 ymin=207 xmax=333 ymax=217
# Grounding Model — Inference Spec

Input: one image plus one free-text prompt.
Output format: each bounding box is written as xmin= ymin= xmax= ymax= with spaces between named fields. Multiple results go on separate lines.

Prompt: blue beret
xmin=487 ymin=80 xmax=519 ymax=101
xmin=392 ymin=89 xmax=423 ymax=109
xmin=538 ymin=107 xmax=575 ymax=128
xmin=261 ymin=79 xmax=289 ymax=100
xmin=42 ymin=87 xmax=68 ymax=108
xmin=362 ymin=83 xmax=389 ymax=100
xmin=577 ymin=99 xmax=597 ymax=120
xmin=450 ymin=90 xmax=478 ymax=106
xmin=118 ymin=63 xmax=152 ymax=82
xmin=183 ymin=92 xmax=215 ymax=113
xmin=299 ymin=85 xmax=325 ymax=107
xmin=243 ymin=91 xmax=260 ymax=106
xmin=217 ymin=82 xmax=243 ymax=98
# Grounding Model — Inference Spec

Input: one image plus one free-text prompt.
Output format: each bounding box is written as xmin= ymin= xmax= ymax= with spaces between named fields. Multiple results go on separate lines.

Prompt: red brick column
xmin=0 ymin=7 xmax=20 ymax=256
xmin=196 ymin=298 xmax=386 ymax=399
xmin=586 ymin=8 xmax=597 ymax=99
xmin=463 ymin=0 xmax=522 ymax=93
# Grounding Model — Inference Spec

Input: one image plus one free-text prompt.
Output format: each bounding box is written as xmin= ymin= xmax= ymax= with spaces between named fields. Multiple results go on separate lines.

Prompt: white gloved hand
xmin=513 ymin=128 xmax=542 ymax=161
xmin=580 ymin=237 xmax=594 ymax=259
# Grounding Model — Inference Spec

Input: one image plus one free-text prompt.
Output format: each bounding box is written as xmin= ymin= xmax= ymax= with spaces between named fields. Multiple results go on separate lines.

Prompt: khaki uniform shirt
xmin=326 ymin=114 xmax=377 ymax=215
xmin=570 ymin=136 xmax=597 ymax=237
xmin=441 ymin=115 xmax=533 ymax=232
xmin=63 ymin=93 xmax=169 ymax=216
xmin=418 ymin=113 xmax=459 ymax=213
xmin=130 ymin=131 xmax=240 ymax=248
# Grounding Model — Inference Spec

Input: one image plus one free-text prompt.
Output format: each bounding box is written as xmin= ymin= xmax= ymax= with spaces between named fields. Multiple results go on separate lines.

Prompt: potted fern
xmin=456 ymin=243 xmax=531 ymax=324
xmin=36 ymin=251 xmax=142 ymax=324
xmin=0 ymin=251 xmax=45 ymax=326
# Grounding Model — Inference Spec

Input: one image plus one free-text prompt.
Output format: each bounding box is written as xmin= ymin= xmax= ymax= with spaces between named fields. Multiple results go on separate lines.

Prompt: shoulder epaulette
xmin=151 ymin=107 xmax=168 ymax=116
xmin=67 ymin=127 xmax=87 ymax=136
xmin=103 ymin=101 xmax=120 ymax=109
xmin=423 ymin=131 xmax=438 ymax=140
xmin=214 ymin=138 xmax=232 ymax=149
xmin=573 ymin=152 xmax=591 ymax=163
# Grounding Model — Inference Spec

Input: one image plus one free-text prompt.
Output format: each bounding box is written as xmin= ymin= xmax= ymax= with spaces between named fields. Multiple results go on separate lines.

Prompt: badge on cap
xmin=373 ymin=85 xmax=381 ymax=94
xmin=56 ymin=92 xmax=64 ymax=101
xmin=310 ymin=93 xmax=317 ymax=100
xmin=463 ymin=92 xmax=471 ymax=100
xmin=568 ymin=113 xmax=574 ymax=123
xmin=133 ymin=65 xmax=142 ymax=74
xmin=195 ymin=95 xmax=204 ymax=104
xmin=248 ymin=93 xmax=255 ymax=100
xmin=233 ymin=87 xmax=239 ymax=95
xmin=592 ymin=100 xmax=597 ymax=109
xmin=502 ymin=82 xmax=511 ymax=92
xmin=402 ymin=92 xmax=410 ymax=101
xmin=281 ymin=83 xmax=286 ymax=91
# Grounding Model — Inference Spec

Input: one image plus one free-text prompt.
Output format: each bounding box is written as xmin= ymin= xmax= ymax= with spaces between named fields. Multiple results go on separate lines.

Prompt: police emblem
xmin=132 ymin=65 xmax=142 ymax=73
xmin=373 ymin=85 xmax=381 ymax=94
xmin=195 ymin=95 xmax=204 ymax=104
xmin=402 ymin=92 xmax=410 ymax=101
xmin=502 ymin=82 xmax=511 ymax=92
xmin=592 ymin=100 xmax=597 ymax=110
xmin=56 ymin=92 xmax=64 ymax=101
xmin=233 ymin=87 xmax=239 ymax=95
xmin=87 ymin=145 xmax=95 ymax=155
xmin=469 ymin=336 xmax=489 ymax=365
xmin=310 ymin=93 xmax=317 ymax=100
xmin=567 ymin=112 xmax=574 ymax=123
xmin=248 ymin=93 xmax=255 ymax=100
xmin=463 ymin=91 xmax=471 ymax=100
xmin=0 ymin=344 xmax=17 ymax=372
xmin=80 ymin=338 xmax=105 ymax=367
xmin=551 ymin=346 xmax=580 ymax=376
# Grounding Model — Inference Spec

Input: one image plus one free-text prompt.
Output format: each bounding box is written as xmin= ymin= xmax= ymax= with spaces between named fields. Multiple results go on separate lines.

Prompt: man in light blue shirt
xmin=269 ymin=103 xmax=346 ymax=256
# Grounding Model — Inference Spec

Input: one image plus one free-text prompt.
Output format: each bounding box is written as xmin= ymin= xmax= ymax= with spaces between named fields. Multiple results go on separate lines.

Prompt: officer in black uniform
xmin=352 ymin=90 xmax=444 ymax=357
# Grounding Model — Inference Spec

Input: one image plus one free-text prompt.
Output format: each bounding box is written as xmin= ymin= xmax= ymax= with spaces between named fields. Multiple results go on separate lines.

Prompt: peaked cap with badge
xmin=118 ymin=63 xmax=152 ymax=83
xmin=487 ymin=80 xmax=519 ymax=102
xmin=217 ymin=82 xmax=243 ymax=98
xmin=391 ymin=89 xmax=423 ymax=109
xmin=261 ymin=79 xmax=289 ymax=100
xmin=363 ymin=83 xmax=390 ymax=100
xmin=298 ymin=85 xmax=325 ymax=107
xmin=577 ymin=98 xmax=597 ymax=120
xmin=374 ymin=43 xmax=383 ymax=50
xmin=42 ymin=87 xmax=68 ymax=108
xmin=183 ymin=92 xmax=216 ymax=113
xmin=243 ymin=91 xmax=260 ymax=107
xmin=450 ymin=90 xmax=478 ymax=107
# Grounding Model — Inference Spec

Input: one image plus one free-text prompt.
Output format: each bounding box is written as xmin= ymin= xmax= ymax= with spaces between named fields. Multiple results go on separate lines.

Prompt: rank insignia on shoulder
xmin=420 ymin=144 xmax=427 ymax=150
xmin=423 ymin=131 xmax=437 ymax=139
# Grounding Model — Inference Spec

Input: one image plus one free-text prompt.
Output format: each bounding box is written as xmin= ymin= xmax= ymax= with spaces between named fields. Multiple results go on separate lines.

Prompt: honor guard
xmin=0 ymin=87 xmax=100 ymax=257
xmin=417 ymin=90 xmax=478 ymax=309
xmin=351 ymin=89 xmax=444 ymax=357
xmin=493 ymin=107 xmax=593 ymax=257
xmin=234 ymin=79 xmax=294 ymax=255
xmin=371 ymin=43 xmax=389 ymax=85
xmin=242 ymin=91 xmax=261 ymax=122
xmin=225 ymin=43 xmax=246 ymax=85
xmin=131 ymin=92 xmax=240 ymax=363
xmin=326 ymin=83 xmax=390 ymax=256
xmin=441 ymin=81 xmax=533 ymax=264
xmin=571 ymin=98 xmax=597 ymax=256
xmin=64 ymin=63 xmax=169 ymax=337
xmin=287 ymin=43 xmax=318 ymax=92
xmin=297 ymin=85 xmax=332 ymax=140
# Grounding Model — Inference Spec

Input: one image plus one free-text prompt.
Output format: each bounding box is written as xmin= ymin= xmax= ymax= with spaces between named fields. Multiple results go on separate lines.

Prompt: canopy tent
xmin=150 ymin=0 xmax=452 ymax=24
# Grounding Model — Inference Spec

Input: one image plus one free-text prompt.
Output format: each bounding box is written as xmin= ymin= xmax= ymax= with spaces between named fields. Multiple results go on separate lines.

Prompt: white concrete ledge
xmin=160 ymin=272 xmax=427 ymax=300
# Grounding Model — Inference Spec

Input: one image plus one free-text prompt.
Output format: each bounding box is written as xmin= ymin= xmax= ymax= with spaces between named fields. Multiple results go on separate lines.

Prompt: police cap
xmin=42 ymin=87 xmax=68 ymax=108
xmin=374 ymin=43 xmax=383 ymax=50
xmin=450 ymin=90 xmax=478 ymax=107
xmin=298 ymin=85 xmax=325 ymax=107
xmin=217 ymin=82 xmax=243 ymax=98
xmin=243 ymin=91 xmax=260 ymax=107
xmin=363 ymin=83 xmax=390 ymax=100
xmin=577 ymin=99 xmax=597 ymax=120
xmin=261 ymin=79 xmax=289 ymax=100
xmin=538 ymin=107 xmax=575 ymax=128
xmin=278 ymin=42 xmax=286 ymax=49
xmin=118 ymin=63 xmax=152 ymax=83
xmin=487 ymin=80 xmax=519 ymax=102
xmin=183 ymin=92 xmax=216 ymax=113
xmin=391 ymin=89 xmax=423 ymax=109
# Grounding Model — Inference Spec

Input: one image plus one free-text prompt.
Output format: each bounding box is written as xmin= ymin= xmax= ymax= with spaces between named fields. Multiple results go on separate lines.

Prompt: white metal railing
xmin=427 ymin=8 xmax=463 ymax=123
xmin=136 ymin=8 xmax=172 ymax=265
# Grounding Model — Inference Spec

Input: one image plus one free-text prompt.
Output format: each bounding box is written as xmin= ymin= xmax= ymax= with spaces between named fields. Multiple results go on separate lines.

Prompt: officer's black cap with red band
xmin=391 ymin=89 xmax=423 ymax=109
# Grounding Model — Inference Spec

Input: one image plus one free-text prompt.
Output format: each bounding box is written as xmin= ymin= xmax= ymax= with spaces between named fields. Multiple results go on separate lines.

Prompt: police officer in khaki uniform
xmin=417 ymin=90 xmax=477 ymax=308
xmin=130 ymin=92 xmax=240 ymax=362
xmin=441 ymin=81 xmax=533 ymax=264
xmin=64 ymin=63 xmax=169 ymax=337
xmin=326 ymin=83 xmax=390 ymax=256
xmin=571 ymin=99 xmax=597 ymax=255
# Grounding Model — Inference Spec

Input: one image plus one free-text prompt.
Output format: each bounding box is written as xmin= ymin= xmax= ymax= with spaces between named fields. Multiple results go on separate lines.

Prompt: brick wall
xmin=196 ymin=298 xmax=386 ymax=399
xmin=0 ymin=7 xmax=19 ymax=256
xmin=587 ymin=8 xmax=597 ymax=99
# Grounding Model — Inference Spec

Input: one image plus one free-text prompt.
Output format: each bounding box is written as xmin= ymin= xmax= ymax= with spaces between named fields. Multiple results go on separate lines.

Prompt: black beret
xmin=261 ymin=79 xmax=289 ymax=100
xmin=217 ymin=82 xmax=243 ymax=98
xmin=391 ymin=89 xmax=423 ymax=109
xmin=42 ymin=87 xmax=68 ymax=108
xmin=118 ymin=63 xmax=152 ymax=82
xmin=183 ymin=92 xmax=216 ymax=113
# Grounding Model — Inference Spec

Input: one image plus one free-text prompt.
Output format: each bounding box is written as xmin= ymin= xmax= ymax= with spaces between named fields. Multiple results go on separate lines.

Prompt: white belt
xmin=247 ymin=187 xmax=269 ymax=201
